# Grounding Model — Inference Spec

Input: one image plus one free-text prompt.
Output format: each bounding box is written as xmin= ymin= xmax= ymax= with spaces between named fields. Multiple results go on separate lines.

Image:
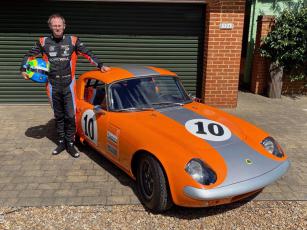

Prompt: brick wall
xmin=282 ymin=78 xmax=307 ymax=95
xmin=202 ymin=0 xmax=245 ymax=108
xmin=250 ymin=15 xmax=275 ymax=95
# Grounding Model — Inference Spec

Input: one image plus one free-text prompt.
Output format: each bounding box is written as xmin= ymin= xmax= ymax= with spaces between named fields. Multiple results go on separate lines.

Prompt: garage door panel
xmin=0 ymin=2 xmax=204 ymax=103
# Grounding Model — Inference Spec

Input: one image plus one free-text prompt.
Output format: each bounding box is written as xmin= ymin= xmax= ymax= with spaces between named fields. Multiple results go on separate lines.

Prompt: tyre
xmin=136 ymin=154 xmax=172 ymax=212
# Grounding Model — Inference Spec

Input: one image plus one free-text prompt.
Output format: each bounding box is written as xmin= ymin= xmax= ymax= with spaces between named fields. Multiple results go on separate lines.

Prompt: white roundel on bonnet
xmin=185 ymin=119 xmax=231 ymax=142
xmin=81 ymin=109 xmax=98 ymax=145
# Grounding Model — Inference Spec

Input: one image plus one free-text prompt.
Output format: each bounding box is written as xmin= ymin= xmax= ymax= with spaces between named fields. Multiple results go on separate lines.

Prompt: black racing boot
xmin=66 ymin=141 xmax=80 ymax=158
xmin=52 ymin=139 xmax=66 ymax=155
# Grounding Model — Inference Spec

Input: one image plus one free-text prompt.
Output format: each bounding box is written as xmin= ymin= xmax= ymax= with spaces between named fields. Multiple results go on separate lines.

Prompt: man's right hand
xmin=21 ymin=72 xmax=30 ymax=80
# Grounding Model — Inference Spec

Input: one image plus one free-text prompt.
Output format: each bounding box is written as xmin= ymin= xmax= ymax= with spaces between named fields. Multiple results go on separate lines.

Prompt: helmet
xmin=24 ymin=58 xmax=50 ymax=83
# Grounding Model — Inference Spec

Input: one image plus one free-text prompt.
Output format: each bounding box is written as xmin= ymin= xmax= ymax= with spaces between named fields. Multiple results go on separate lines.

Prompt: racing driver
xmin=20 ymin=13 xmax=110 ymax=158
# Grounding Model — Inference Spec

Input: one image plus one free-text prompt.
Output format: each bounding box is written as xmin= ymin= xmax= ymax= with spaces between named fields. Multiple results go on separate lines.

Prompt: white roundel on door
xmin=185 ymin=119 xmax=231 ymax=142
xmin=81 ymin=109 xmax=98 ymax=145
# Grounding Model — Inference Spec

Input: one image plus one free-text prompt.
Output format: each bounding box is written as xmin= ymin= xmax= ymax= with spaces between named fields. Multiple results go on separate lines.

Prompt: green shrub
xmin=259 ymin=3 xmax=306 ymax=82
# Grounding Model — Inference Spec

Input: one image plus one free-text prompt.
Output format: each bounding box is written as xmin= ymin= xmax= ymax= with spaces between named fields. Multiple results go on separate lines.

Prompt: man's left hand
xmin=100 ymin=66 xmax=111 ymax=72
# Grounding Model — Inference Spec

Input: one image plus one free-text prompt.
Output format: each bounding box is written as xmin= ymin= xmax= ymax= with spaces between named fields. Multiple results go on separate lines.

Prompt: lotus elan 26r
xmin=74 ymin=65 xmax=289 ymax=212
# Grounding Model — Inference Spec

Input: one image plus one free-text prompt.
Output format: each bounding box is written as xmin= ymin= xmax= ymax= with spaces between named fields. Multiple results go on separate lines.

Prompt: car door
xmin=78 ymin=78 xmax=108 ymax=153
xmin=78 ymin=77 xmax=122 ymax=163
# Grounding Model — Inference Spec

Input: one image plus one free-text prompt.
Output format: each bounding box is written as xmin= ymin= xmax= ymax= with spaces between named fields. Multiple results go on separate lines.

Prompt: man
xmin=20 ymin=14 xmax=110 ymax=158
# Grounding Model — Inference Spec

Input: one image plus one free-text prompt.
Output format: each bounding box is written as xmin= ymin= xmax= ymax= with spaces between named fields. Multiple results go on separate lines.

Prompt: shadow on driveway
xmin=162 ymin=192 xmax=260 ymax=219
xmin=25 ymin=119 xmax=57 ymax=144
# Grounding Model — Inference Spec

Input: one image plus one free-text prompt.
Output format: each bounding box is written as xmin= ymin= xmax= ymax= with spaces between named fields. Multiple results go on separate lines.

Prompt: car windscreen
xmin=109 ymin=76 xmax=192 ymax=111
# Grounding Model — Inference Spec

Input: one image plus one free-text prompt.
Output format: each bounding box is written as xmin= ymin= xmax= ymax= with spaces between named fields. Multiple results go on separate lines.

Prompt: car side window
xmin=84 ymin=78 xmax=107 ymax=108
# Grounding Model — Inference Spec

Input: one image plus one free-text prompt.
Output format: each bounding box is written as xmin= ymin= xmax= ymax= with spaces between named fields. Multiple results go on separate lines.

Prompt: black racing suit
xmin=21 ymin=34 xmax=103 ymax=142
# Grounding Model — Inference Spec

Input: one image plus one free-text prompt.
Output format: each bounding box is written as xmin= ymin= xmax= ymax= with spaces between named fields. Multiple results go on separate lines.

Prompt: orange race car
xmin=74 ymin=65 xmax=289 ymax=212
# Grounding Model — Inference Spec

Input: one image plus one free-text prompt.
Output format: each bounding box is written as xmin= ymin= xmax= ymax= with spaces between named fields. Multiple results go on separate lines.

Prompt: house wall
xmin=202 ymin=0 xmax=245 ymax=108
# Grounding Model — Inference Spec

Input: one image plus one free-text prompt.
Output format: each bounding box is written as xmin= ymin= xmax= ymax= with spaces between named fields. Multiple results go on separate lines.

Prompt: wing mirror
xmin=93 ymin=105 xmax=106 ymax=115
xmin=188 ymin=93 xmax=202 ymax=103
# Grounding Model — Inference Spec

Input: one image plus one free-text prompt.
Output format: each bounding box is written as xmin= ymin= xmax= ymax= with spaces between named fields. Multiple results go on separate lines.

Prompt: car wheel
xmin=137 ymin=154 xmax=172 ymax=212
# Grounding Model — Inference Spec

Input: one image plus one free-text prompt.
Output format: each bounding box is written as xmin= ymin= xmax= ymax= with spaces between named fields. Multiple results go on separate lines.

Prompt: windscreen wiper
xmin=151 ymin=101 xmax=184 ymax=107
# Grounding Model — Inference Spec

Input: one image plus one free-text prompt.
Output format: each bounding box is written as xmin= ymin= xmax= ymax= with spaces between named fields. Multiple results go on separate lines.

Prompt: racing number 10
xmin=195 ymin=121 xmax=224 ymax=136
xmin=83 ymin=114 xmax=94 ymax=140
xmin=185 ymin=118 xmax=231 ymax=141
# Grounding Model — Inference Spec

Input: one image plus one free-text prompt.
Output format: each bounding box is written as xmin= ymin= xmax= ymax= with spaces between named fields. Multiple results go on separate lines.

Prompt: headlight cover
xmin=261 ymin=136 xmax=284 ymax=158
xmin=185 ymin=159 xmax=217 ymax=185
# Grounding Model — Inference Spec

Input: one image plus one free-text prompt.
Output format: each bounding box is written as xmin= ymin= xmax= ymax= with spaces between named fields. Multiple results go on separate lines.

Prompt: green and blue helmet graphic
xmin=24 ymin=58 xmax=50 ymax=83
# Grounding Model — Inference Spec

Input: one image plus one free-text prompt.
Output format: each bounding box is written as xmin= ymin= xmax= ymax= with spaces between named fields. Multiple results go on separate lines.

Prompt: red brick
xmin=250 ymin=15 xmax=275 ymax=94
xmin=203 ymin=0 xmax=245 ymax=108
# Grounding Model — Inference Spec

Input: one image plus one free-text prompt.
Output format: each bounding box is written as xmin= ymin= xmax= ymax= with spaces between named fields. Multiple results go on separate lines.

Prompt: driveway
xmin=0 ymin=92 xmax=306 ymax=207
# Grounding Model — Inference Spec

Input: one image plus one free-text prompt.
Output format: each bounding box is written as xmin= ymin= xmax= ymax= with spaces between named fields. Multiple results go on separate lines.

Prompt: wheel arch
xmin=131 ymin=150 xmax=164 ymax=179
xmin=131 ymin=150 xmax=173 ymax=198
xmin=131 ymin=149 xmax=174 ymax=211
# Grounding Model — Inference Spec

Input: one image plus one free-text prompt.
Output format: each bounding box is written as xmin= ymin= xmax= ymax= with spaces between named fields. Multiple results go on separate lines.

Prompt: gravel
xmin=0 ymin=201 xmax=306 ymax=229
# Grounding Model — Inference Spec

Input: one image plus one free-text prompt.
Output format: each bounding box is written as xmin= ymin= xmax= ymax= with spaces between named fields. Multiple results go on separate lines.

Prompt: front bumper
xmin=184 ymin=160 xmax=290 ymax=200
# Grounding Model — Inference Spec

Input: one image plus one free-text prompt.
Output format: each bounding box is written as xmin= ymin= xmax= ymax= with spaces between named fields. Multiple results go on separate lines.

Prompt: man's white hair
xmin=48 ymin=13 xmax=66 ymax=26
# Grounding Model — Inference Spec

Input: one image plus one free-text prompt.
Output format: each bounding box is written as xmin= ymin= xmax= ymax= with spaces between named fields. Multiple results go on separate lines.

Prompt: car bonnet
xmin=157 ymin=106 xmax=283 ymax=187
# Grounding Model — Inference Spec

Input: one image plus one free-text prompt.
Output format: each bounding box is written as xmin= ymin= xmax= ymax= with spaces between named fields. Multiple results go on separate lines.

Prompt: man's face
xmin=50 ymin=17 xmax=65 ymax=38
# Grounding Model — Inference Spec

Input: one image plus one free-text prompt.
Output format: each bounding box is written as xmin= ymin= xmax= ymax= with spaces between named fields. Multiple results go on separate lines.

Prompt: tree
xmin=259 ymin=2 xmax=306 ymax=97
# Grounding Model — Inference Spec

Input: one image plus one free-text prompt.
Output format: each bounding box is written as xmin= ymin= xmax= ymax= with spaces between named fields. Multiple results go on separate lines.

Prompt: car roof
xmin=78 ymin=65 xmax=177 ymax=84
